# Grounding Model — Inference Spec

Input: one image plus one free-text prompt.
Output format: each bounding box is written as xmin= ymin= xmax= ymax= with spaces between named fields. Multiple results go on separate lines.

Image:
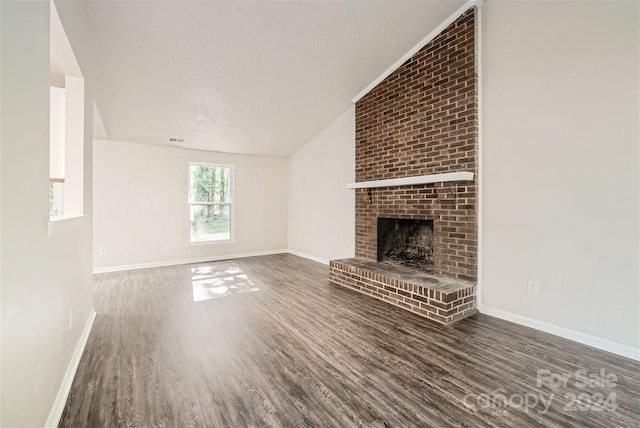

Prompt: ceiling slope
xmin=56 ymin=0 xmax=464 ymax=156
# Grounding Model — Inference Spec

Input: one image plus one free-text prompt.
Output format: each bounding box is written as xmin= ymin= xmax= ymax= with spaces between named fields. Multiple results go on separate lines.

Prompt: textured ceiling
xmin=56 ymin=1 xmax=464 ymax=156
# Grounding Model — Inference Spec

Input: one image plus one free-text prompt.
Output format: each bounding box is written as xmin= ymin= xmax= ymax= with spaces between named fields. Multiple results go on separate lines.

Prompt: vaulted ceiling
xmin=56 ymin=1 xmax=464 ymax=156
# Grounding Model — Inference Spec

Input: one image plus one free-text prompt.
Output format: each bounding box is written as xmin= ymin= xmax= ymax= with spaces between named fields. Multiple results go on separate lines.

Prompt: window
xmin=49 ymin=76 xmax=84 ymax=220
xmin=189 ymin=163 xmax=233 ymax=242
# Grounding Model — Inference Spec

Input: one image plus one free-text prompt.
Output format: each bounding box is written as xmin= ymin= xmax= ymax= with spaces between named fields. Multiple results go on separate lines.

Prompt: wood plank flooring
xmin=60 ymin=254 xmax=640 ymax=427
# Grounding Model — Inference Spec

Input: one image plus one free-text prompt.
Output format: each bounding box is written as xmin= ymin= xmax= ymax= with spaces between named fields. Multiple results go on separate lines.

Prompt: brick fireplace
xmin=329 ymin=7 xmax=478 ymax=325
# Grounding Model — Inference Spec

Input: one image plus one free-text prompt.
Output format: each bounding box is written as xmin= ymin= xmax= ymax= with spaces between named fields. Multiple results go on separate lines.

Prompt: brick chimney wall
xmin=354 ymin=8 xmax=478 ymax=282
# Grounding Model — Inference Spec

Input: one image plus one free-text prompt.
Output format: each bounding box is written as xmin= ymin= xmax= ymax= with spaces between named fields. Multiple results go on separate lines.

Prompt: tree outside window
xmin=189 ymin=163 xmax=232 ymax=242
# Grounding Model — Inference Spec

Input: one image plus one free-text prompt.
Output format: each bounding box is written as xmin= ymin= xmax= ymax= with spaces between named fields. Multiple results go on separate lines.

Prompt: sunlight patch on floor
xmin=191 ymin=264 xmax=259 ymax=302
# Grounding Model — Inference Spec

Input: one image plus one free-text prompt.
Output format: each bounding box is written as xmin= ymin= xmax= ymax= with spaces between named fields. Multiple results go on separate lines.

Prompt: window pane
xmin=189 ymin=164 xmax=232 ymax=203
xmin=190 ymin=204 xmax=231 ymax=242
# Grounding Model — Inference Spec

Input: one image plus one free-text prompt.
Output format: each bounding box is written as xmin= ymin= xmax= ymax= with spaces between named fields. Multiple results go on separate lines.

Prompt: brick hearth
xmin=330 ymin=259 xmax=476 ymax=324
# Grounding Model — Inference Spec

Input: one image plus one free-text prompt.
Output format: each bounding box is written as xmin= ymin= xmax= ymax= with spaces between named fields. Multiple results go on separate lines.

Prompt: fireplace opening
xmin=377 ymin=218 xmax=434 ymax=271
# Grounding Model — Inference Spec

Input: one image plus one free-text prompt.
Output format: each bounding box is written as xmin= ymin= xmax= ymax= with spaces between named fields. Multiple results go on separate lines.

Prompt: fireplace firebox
xmin=377 ymin=218 xmax=434 ymax=271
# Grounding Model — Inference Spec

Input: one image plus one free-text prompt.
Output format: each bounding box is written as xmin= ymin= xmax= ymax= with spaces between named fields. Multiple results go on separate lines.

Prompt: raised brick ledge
xmin=329 ymin=258 xmax=477 ymax=325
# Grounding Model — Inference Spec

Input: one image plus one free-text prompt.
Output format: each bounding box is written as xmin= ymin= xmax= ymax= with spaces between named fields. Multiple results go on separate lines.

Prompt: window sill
xmin=48 ymin=214 xmax=86 ymax=235
xmin=187 ymin=239 xmax=236 ymax=246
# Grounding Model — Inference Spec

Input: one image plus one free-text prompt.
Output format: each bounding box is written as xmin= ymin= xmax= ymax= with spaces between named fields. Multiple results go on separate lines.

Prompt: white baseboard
xmin=93 ymin=249 xmax=288 ymax=273
xmin=478 ymin=304 xmax=640 ymax=361
xmin=45 ymin=309 xmax=97 ymax=427
xmin=286 ymin=249 xmax=330 ymax=265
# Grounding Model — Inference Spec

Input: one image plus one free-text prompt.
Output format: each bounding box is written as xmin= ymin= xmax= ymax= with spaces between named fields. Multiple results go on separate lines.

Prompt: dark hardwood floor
xmin=60 ymin=254 xmax=640 ymax=427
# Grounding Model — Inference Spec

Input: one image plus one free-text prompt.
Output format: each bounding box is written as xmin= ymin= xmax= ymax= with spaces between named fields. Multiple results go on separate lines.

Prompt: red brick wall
xmin=355 ymin=8 xmax=477 ymax=282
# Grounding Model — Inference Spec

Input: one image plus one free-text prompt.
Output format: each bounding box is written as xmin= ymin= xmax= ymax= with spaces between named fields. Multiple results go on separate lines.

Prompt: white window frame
xmin=188 ymin=162 xmax=234 ymax=244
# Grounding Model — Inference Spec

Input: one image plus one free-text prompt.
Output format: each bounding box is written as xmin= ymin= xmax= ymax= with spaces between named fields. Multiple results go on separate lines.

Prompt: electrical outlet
xmin=340 ymin=244 xmax=346 ymax=253
xmin=98 ymin=245 xmax=107 ymax=255
xmin=259 ymin=236 xmax=265 ymax=243
xmin=155 ymin=243 xmax=161 ymax=251
xmin=68 ymin=310 xmax=73 ymax=330
xmin=528 ymin=280 xmax=540 ymax=296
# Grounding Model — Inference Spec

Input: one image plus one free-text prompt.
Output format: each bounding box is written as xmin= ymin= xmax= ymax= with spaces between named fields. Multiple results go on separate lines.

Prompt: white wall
xmin=93 ymin=140 xmax=288 ymax=270
xmin=0 ymin=1 xmax=95 ymax=426
xmin=288 ymin=106 xmax=355 ymax=263
xmin=481 ymin=0 xmax=639 ymax=353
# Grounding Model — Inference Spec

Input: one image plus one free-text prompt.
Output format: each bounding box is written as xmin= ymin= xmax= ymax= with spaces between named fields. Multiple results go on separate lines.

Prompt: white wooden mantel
xmin=346 ymin=171 xmax=474 ymax=190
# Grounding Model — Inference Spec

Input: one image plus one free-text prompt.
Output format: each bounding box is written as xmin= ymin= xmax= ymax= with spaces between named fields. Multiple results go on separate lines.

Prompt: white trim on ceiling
xmin=351 ymin=0 xmax=483 ymax=103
